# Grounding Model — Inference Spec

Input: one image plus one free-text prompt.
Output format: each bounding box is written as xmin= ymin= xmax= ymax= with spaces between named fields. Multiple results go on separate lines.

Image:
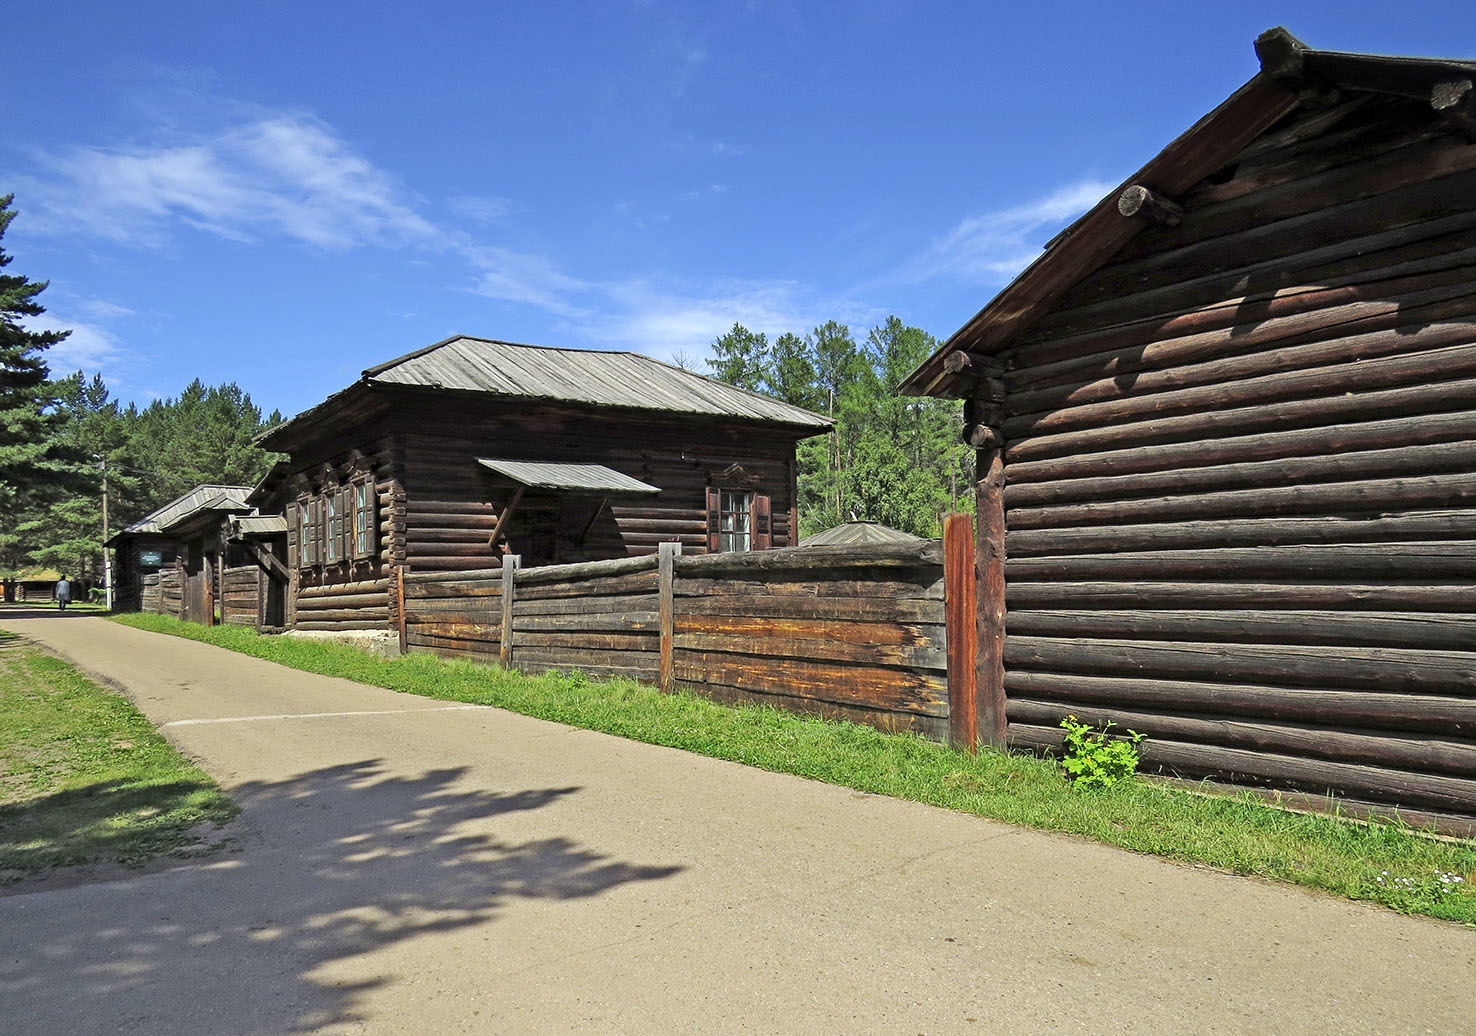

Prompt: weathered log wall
xmin=220 ymin=565 xmax=261 ymax=627
xmin=393 ymin=397 xmax=799 ymax=572
xmin=157 ymin=568 xmax=184 ymax=620
xmin=140 ymin=572 xmax=162 ymax=614
xmin=402 ymin=542 xmax=952 ymax=740
xmin=994 ymin=93 xmax=1476 ymax=826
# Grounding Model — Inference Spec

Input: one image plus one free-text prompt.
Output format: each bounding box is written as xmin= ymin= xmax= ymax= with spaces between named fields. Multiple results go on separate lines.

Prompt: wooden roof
xmin=476 ymin=458 xmax=661 ymax=495
xmin=901 ymin=28 xmax=1476 ymax=398
xmin=261 ymin=336 xmax=833 ymax=452
xmin=107 ymin=485 xmax=254 ymax=543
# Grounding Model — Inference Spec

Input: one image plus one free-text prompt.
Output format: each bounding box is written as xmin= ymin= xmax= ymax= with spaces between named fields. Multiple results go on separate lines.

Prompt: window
xmin=353 ymin=480 xmax=376 ymax=558
xmin=324 ymin=492 xmax=341 ymax=564
xmin=299 ymin=497 xmax=320 ymax=568
xmin=719 ymin=490 xmax=753 ymax=552
xmin=706 ymin=483 xmax=772 ymax=553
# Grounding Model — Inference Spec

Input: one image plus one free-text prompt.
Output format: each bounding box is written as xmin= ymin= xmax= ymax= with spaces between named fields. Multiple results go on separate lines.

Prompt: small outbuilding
xmin=902 ymin=28 xmax=1476 ymax=827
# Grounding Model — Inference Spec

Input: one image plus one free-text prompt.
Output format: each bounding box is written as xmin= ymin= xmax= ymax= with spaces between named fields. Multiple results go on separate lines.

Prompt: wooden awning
xmin=476 ymin=458 xmax=660 ymax=496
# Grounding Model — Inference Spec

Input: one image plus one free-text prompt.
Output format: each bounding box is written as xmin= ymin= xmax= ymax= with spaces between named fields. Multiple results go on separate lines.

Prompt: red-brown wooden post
xmin=976 ymin=449 xmax=1008 ymax=747
xmin=658 ymin=540 xmax=681 ymax=692
xmin=944 ymin=512 xmax=978 ymax=750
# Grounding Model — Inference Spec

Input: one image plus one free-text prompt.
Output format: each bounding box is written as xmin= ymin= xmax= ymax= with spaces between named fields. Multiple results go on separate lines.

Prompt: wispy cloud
xmin=20 ymin=114 xmax=439 ymax=250
xmin=25 ymin=313 xmax=130 ymax=377
xmin=890 ymin=179 xmax=1116 ymax=286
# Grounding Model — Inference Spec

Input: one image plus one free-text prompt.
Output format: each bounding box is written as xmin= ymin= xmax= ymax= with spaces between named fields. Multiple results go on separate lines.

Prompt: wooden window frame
xmin=352 ymin=479 xmax=377 ymax=560
xmin=706 ymin=473 xmax=772 ymax=553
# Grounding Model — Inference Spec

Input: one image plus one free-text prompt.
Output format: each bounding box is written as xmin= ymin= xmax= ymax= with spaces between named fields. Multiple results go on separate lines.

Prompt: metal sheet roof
xmin=232 ymin=515 xmax=289 ymax=536
xmin=369 ymin=337 xmax=833 ymax=429
xmin=477 ymin=458 xmax=661 ymax=495
xmin=800 ymin=521 xmax=926 ymax=547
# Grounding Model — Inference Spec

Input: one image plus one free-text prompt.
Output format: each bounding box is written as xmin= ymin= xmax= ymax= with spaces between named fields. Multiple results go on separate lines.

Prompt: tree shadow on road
xmin=0 ymin=759 xmax=684 ymax=1035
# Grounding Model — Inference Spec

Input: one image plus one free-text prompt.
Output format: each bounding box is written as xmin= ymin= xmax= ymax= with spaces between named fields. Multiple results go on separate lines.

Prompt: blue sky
xmin=8 ymin=1 xmax=1476 ymax=418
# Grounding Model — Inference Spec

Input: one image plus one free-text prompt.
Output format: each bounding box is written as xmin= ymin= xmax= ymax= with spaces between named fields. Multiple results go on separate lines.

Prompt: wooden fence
xmin=403 ymin=531 xmax=977 ymax=742
xmin=221 ymin=565 xmax=261 ymax=627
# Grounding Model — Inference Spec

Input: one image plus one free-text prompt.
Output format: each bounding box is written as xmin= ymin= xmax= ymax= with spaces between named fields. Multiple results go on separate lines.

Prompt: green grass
xmin=110 ymin=612 xmax=1476 ymax=924
xmin=0 ymin=630 xmax=237 ymax=879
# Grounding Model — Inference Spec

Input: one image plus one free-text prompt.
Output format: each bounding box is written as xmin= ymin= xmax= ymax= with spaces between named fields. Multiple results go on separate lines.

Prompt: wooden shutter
xmin=753 ymin=494 xmax=772 ymax=550
xmin=706 ymin=486 xmax=721 ymax=552
xmin=362 ymin=481 xmax=378 ymax=558
xmin=308 ymin=497 xmax=321 ymax=567
xmin=338 ymin=485 xmax=353 ymax=562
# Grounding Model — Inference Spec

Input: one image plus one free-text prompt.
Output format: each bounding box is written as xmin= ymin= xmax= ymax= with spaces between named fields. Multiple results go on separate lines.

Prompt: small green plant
xmin=1059 ymin=715 xmax=1144 ymax=789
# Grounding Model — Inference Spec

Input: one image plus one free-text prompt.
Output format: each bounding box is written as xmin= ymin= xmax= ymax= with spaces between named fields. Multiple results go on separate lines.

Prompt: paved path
xmin=0 ymin=612 xmax=1471 ymax=1035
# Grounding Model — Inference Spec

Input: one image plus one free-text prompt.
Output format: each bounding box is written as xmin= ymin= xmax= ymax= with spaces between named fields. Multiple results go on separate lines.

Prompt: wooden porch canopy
xmin=476 ymin=457 xmax=661 ymax=549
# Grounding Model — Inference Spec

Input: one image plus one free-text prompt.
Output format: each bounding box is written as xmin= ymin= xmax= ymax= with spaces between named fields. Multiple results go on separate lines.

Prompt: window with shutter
xmin=324 ymin=491 xmax=340 ymax=564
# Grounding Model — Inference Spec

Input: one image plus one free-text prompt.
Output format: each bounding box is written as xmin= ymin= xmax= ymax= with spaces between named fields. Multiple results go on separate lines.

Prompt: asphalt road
xmin=0 ymin=612 xmax=1471 ymax=1035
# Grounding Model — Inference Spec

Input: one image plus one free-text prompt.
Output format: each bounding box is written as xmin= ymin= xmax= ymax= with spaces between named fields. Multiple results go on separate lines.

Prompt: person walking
xmin=55 ymin=576 xmax=71 ymax=612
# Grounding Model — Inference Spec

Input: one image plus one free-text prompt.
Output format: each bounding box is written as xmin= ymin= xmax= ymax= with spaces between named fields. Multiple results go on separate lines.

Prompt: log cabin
xmin=107 ymin=484 xmax=255 ymax=618
xmin=901 ymin=28 xmax=1476 ymax=827
xmin=254 ymin=335 xmax=832 ymax=635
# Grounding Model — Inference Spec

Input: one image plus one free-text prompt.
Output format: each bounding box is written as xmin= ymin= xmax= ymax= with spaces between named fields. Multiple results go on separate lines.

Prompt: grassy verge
xmin=111 ymin=612 xmax=1476 ymax=924
xmin=0 ymin=630 xmax=237 ymax=880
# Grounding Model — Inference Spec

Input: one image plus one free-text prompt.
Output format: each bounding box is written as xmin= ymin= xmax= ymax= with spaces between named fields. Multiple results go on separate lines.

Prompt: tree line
xmin=704 ymin=318 xmax=971 ymax=538
xmin=0 ymin=195 xmax=280 ymax=591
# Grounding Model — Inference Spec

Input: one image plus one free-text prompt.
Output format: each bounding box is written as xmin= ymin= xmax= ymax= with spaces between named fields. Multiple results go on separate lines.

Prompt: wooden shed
xmin=902 ymin=29 xmax=1476 ymax=828
xmin=107 ymin=484 xmax=254 ymax=616
xmin=255 ymin=335 xmax=832 ymax=635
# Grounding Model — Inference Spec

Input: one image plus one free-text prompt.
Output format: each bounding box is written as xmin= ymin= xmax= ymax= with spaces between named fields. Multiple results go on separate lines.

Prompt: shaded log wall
xmin=157 ymin=568 xmax=184 ymax=620
xmin=393 ymin=397 xmax=799 ymax=572
xmin=994 ymin=93 xmax=1476 ymax=827
xmin=220 ymin=565 xmax=261 ymax=627
xmin=402 ymin=542 xmax=950 ymax=740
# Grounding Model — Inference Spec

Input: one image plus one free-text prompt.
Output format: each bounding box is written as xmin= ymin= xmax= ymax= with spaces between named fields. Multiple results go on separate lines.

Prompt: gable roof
xmin=476 ymin=458 xmax=661 ymax=496
xmin=901 ymin=28 xmax=1476 ymax=398
xmin=107 ymin=484 xmax=254 ymax=543
xmin=261 ymin=336 xmax=833 ymax=450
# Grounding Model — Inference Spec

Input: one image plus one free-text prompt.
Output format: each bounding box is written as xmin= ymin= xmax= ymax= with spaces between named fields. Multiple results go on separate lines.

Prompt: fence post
xmin=944 ymin=512 xmax=979 ymax=751
xmin=658 ymin=541 xmax=681 ymax=692
xmin=500 ymin=554 xmax=520 ymax=669
xmin=396 ymin=565 xmax=409 ymax=655
xmin=977 ymin=451 xmax=1008 ymax=747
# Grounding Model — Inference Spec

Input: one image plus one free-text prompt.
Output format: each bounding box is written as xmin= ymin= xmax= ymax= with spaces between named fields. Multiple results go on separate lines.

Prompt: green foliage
xmin=705 ymin=314 xmax=971 ymax=538
xmin=1059 ymin=714 xmax=1145 ymax=789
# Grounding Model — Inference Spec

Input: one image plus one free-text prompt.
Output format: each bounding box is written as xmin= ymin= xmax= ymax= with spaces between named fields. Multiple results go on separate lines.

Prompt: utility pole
xmin=101 ymin=458 xmax=113 ymax=611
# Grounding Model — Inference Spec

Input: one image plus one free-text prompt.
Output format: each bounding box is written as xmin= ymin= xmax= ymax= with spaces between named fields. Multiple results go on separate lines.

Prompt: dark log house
xmin=254 ymin=335 xmax=832 ymax=635
xmin=902 ymin=29 xmax=1476 ymax=827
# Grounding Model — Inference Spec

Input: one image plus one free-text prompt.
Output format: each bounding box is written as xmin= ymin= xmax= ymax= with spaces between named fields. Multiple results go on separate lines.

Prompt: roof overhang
xmin=900 ymin=27 xmax=1476 ymax=399
xmin=476 ymin=458 xmax=661 ymax=496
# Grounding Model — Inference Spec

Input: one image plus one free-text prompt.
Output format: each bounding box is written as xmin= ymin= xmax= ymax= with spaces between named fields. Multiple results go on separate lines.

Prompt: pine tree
xmin=706 ymin=323 xmax=769 ymax=392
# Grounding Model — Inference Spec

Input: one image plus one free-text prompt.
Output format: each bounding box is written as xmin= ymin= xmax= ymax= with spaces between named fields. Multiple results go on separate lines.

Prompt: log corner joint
xmin=1117 ymin=185 xmax=1183 ymax=228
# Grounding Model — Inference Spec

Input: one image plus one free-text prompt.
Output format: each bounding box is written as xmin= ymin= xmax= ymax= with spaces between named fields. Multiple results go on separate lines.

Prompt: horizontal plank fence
xmin=140 ymin=572 xmax=162 ymax=615
xmin=403 ymin=536 xmax=968 ymax=743
xmin=221 ymin=565 xmax=261 ymax=627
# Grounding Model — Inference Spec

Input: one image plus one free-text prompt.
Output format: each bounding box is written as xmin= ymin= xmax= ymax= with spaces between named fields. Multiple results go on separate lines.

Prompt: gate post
xmin=500 ymin=554 xmax=521 ymax=669
xmin=658 ymin=541 xmax=681 ymax=692
xmin=944 ymin=512 xmax=978 ymax=750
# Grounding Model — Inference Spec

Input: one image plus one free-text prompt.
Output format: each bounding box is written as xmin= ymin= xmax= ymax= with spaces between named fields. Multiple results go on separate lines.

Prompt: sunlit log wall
xmin=994 ymin=93 xmax=1476 ymax=827
xmin=403 ymin=542 xmax=952 ymax=740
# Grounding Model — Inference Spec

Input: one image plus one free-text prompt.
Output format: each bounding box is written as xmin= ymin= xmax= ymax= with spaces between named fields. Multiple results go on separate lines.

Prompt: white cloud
xmin=464 ymin=246 xmax=595 ymax=320
xmin=21 ymin=114 xmax=440 ymax=251
xmin=892 ymin=178 xmax=1116 ymax=286
xmin=447 ymin=194 xmax=517 ymax=225
xmin=24 ymin=314 xmax=130 ymax=376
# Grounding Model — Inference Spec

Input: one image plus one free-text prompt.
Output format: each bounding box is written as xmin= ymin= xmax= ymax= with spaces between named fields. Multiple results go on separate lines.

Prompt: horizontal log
xmin=1005 ymin=374 xmax=1476 ymax=463
xmin=1009 ymin=727 xmax=1476 ymax=814
xmin=1003 ymin=670 xmax=1476 ymax=736
xmin=510 ymin=631 xmax=655 ymax=651
xmin=512 ymin=571 xmax=660 ymax=600
xmin=1006 ymin=542 xmax=1476 ymax=582
xmin=675 ymin=540 xmax=942 ymax=574
xmin=297 ymin=578 xmax=388 ymax=598
xmin=678 ymin=681 xmax=950 ymax=743
xmin=516 ymin=554 xmax=660 ymax=584
xmin=678 ymin=594 xmax=944 ymax=624
xmin=512 ymin=612 xmax=658 ymax=634
xmin=1007 ymin=269 xmax=1476 ymax=397
xmin=1004 ymin=635 xmax=1476 ymax=695
xmin=296 ymin=592 xmax=391 ymax=611
xmin=287 ymin=607 xmax=389 ymax=624
xmin=403 ymin=541 xmax=500 ymax=557
xmin=1006 ymin=510 xmax=1476 ymax=556
xmin=1005 ymin=434 xmax=1476 ymax=506
xmin=513 ymin=593 xmax=658 ymax=617
xmin=672 ymin=651 xmax=948 ymax=716
xmin=510 ymin=645 xmax=656 ymax=668
xmin=1008 ymin=471 xmax=1476 ymax=530
xmin=1007 ymin=699 xmax=1476 ymax=777
xmin=402 ymin=567 xmax=501 ymax=584
xmin=675 ymin=613 xmax=940 ymax=648
xmin=292 ymin=619 xmax=392 ymax=632
xmin=1006 ymin=608 xmax=1476 ymax=651
xmin=674 ymin=631 xmax=944 ymax=669
xmin=1006 ymin=333 xmax=1476 ymax=442
xmin=675 ymin=577 xmax=944 ymax=601
xmin=411 ymin=620 xmax=499 ymax=641
xmin=1029 ymin=213 xmax=1476 ymax=347
xmin=1005 ymin=580 xmax=1476 ymax=612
